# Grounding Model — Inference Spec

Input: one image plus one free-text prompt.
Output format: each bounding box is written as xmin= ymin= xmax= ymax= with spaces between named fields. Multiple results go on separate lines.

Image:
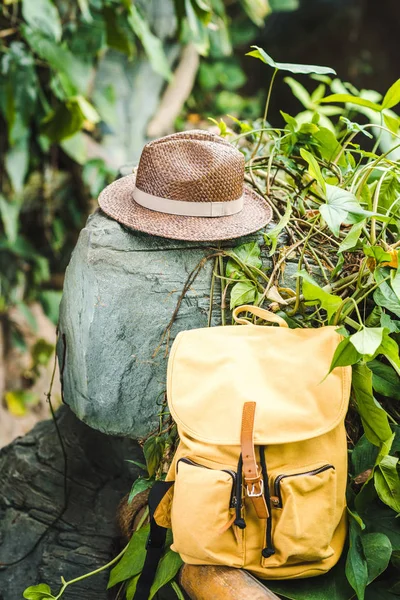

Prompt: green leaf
xmin=143 ymin=436 xmax=165 ymax=477
xmin=351 ymin=434 xmax=378 ymax=477
xmin=382 ymin=79 xmax=400 ymax=110
xmin=350 ymin=327 xmax=384 ymax=357
xmin=149 ymin=548 xmax=183 ymax=599
xmin=352 ymin=364 xmax=392 ymax=447
xmin=230 ymin=280 xmax=256 ymax=309
xmin=284 ymin=77 xmax=311 ymax=107
xmin=240 ymin=0 xmax=270 ymax=26
xmin=171 ymin=580 xmax=186 ymax=600
xmin=328 ymin=338 xmax=361 ymax=374
xmin=24 ymin=29 xmax=90 ymax=95
xmin=368 ymin=359 xmax=400 ymax=400
xmin=281 ymin=111 xmax=298 ymax=131
xmin=320 ymin=94 xmax=382 ymax=112
xmin=125 ymin=459 xmax=148 ymax=471
xmin=374 ymin=455 xmax=400 ymax=513
xmin=77 ymin=0 xmax=92 ymax=22
xmin=360 ymin=490 xmax=400 ymax=551
xmin=128 ymin=5 xmax=172 ymax=80
xmin=226 ymin=241 xmax=262 ymax=279
xmin=41 ymin=96 xmax=99 ymax=142
xmin=103 ymin=6 xmax=133 ymax=56
xmin=23 ymin=584 xmax=55 ymax=600
xmin=5 ymin=138 xmax=29 ymax=193
xmin=270 ymin=0 xmax=299 ymax=9
xmin=0 ymin=193 xmax=20 ymax=244
xmin=383 ymin=112 xmax=400 ymax=135
xmin=108 ymin=525 xmax=149 ymax=587
xmin=73 ymin=96 xmax=100 ymax=124
xmin=264 ymin=200 xmax=292 ymax=256
xmin=41 ymin=101 xmax=84 ymax=142
xmin=22 ymin=0 xmax=62 ymax=42
xmin=338 ymin=222 xmax=364 ymax=253
xmin=364 ymin=245 xmax=392 ymax=264
xmin=297 ymin=270 xmax=342 ymax=320
xmin=320 ymin=185 xmax=372 ymax=237
xmin=380 ymin=313 xmax=400 ymax=334
xmin=128 ymin=477 xmax=153 ymax=504
xmin=314 ymin=126 xmax=346 ymax=166
xmin=377 ymin=331 xmax=400 ymax=376
xmin=300 ymin=148 xmax=326 ymax=192
xmin=362 ymin=532 xmax=392 ymax=584
xmin=391 ymin=269 xmax=400 ymax=302
xmin=126 ymin=574 xmax=141 ymax=600
xmin=246 ymin=46 xmax=336 ymax=75
xmin=346 ymin=517 xmax=368 ymax=600
xmin=5 ymin=390 xmax=39 ymax=416
xmin=374 ymin=272 xmax=400 ymax=318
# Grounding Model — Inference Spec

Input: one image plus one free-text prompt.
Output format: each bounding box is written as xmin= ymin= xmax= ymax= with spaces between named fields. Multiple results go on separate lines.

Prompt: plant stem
xmin=218 ymin=254 xmax=226 ymax=325
xmin=208 ymin=256 xmax=218 ymax=327
xmin=251 ymin=67 xmax=278 ymax=158
xmin=53 ymin=543 xmax=130 ymax=599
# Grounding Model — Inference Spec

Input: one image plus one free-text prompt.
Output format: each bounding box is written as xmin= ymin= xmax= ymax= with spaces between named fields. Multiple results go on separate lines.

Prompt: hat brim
xmin=98 ymin=173 xmax=272 ymax=242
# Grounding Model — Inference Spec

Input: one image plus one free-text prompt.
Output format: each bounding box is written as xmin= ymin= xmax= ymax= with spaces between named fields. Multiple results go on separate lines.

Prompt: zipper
xmin=260 ymin=446 xmax=275 ymax=558
xmin=177 ymin=457 xmax=237 ymax=508
xmin=234 ymin=454 xmax=246 ymax=529
xmin=272 ymin=464 xmax=335 ymax=509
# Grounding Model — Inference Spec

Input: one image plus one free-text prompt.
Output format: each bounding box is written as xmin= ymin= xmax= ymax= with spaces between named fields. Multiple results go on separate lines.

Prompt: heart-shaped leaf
xmin=226 ymin=241 xmax=262 ymax=279
xmin=350 ymin=327 xmax=384 ymax=357
xmin=246 ymin=46 xmax=336 ymax=75
xmin=23 ymin=584 xmax=55 ymax=600
xmin=320 ymin=185 xmax=372 ymax=237
xmin=230 ymin=280 xmax=256 ymax=309
xmin=297 ymin=270 xmax=341 ymax=320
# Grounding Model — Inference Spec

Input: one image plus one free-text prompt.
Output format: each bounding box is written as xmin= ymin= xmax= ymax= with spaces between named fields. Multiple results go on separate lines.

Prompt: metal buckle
xmin=246 ymin=479 xmax=264 ymax=498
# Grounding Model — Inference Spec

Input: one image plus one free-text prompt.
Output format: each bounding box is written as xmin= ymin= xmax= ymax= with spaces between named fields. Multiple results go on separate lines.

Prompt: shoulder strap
xmin=233 ymin=305 xmax=288 ymax=328
xmin=134 ymin=480 xmax=174 ymax=600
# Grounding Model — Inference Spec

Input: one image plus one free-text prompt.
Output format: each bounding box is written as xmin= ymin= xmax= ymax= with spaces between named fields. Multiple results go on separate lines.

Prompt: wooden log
xmin=180 ymin=565 xmax=281 ymax=600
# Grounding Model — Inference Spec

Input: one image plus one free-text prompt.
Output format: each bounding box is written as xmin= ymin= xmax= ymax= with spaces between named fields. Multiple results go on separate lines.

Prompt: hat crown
xmin=135 ymin=130 xmax=245 ymax=203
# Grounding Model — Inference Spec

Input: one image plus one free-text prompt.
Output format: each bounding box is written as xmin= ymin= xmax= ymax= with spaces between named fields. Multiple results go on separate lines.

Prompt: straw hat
xmin=98 ymin=130 xmax=272 ymax=241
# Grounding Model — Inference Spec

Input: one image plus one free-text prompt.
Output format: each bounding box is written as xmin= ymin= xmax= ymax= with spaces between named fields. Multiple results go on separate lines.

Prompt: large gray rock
xmin=0 ymin=406 xmax=141 ymax=600
xmin=58 ymin=210 xmax=269 ymax=439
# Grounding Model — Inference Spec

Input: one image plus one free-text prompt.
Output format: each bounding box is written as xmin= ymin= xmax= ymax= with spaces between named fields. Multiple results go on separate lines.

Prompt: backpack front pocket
xmin=264 ymin=463 xmax=337 ymax=566
xmin=171 ymin=458 xmax=244 ymax=567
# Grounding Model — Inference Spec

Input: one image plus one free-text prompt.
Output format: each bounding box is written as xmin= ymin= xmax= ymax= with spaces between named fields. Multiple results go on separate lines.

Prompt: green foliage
xmin=23 ymin=584 xmax=55 ymax=600
xmin=246 ymin=45 xmax=336 ymax=75
xmin=214 ymin=49 xmax=400 ymax=598
xmin=1 ymin=0 xmax=284 ymax=332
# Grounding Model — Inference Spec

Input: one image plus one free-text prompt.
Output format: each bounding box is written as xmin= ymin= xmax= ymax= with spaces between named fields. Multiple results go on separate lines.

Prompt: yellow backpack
xmin=135 ymin=305 xmax=351 ymax=597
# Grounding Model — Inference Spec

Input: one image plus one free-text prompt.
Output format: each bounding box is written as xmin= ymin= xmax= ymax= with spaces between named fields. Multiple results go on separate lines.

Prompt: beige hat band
xmin=133 ymin=186 xmax=244 ymax=218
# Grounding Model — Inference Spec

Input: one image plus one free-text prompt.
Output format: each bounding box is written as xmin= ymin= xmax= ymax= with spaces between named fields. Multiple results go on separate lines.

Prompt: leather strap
xmin=240 ymin=402 xmax=269 ymax=519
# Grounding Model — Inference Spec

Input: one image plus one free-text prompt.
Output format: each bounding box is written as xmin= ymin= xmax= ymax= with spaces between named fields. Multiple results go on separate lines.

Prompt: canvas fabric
xmin=154 ymin=305 xmax=351 ymax=580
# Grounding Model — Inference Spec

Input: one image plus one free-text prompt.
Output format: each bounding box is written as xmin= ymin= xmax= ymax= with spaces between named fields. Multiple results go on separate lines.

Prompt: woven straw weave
xmin=98 ymin=130 xmax=272 ymax=241
xmin=136 ymin=130 xmax=244 ymax=203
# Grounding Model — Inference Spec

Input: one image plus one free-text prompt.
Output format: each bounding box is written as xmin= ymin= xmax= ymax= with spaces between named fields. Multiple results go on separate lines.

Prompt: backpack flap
xmin=167 ymin=321 xmax=351 ymax=446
